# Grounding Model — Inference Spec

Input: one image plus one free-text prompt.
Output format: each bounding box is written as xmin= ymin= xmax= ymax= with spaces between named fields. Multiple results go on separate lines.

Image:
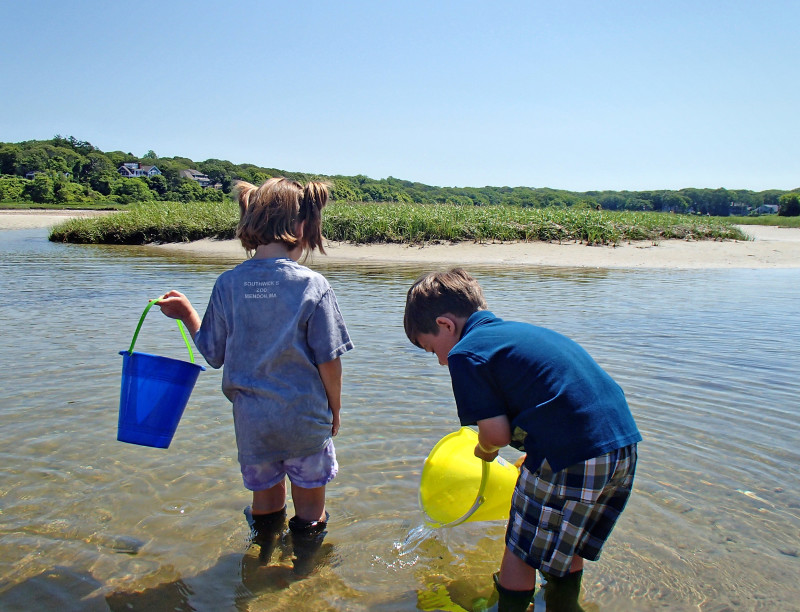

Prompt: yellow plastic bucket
xmin=420 ymin=427 xmax=519 ymax=528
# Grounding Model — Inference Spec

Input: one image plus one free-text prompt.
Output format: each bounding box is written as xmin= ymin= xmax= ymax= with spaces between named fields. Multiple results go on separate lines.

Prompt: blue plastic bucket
xmin=118 ymin=299 xmax=205 ymax=448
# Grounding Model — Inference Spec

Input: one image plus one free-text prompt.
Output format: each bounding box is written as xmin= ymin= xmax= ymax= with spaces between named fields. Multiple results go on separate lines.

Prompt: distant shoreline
xmin=3 ymin=210 xmax=799 ymax=269
xmin=0 ymin=209 xmax=116 ymax=229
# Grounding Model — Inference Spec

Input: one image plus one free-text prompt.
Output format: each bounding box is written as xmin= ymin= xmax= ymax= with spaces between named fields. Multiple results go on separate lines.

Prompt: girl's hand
xmin=155 ymin=291 xmax=201 ymax=338
xmin=156 ymin=290 xmax=192 ymax=320
xmin=331 ymin=412 xmax=340 ymax=437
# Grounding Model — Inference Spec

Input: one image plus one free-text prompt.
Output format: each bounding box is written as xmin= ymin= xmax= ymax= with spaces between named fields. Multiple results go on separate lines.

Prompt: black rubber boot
xmin=492 ymin=572 xmax=536 ymax=612
xmin=287 ymin=512 xmax=329 ymax=576
xmin=247 ymin=506 xmax=286 ymax=563
xmin=540 ymin=570 xmax=584 ymax=612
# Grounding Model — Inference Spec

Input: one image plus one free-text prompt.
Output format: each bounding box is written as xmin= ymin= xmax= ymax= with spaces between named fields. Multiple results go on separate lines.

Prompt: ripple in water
xmin=1 ymin=230 xmax=799 ymax=610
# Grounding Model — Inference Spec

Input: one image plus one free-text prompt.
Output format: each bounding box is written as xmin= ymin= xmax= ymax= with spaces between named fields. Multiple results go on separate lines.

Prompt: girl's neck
xmin=253 ymin=242 xmax=303 ymax=261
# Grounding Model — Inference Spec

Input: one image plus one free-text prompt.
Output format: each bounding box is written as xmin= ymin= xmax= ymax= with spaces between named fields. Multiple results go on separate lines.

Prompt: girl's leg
xmin=252 ymin=479 xmax=286 ymax=515
xmin=288 ymin=483 xmax=329 ymax=576
xmin=290 ymin=483 xmax=326 ymax=523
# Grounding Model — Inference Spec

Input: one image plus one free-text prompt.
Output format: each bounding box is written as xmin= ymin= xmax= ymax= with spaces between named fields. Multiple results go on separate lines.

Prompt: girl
xmin=157 ymin=177 xmax=353 ymax=568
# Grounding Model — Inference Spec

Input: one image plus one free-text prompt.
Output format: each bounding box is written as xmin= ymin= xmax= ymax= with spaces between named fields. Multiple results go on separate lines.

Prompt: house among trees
xmin=180 ymin=168 xmax=212 ymax=188
xmin=118 ymin=162 xmax=161 ymax=178
xmin=26 ymin=171 xmax=70 ymax=179
xmin=756 ymin=204 xmax=779 ymax=215
xmin=729 ymin=202 xmax=751 ymax=216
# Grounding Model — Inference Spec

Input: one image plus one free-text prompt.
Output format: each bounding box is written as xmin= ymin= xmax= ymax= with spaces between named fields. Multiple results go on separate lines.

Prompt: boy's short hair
xmin=404 ymin=268 xmax=487 ymax=345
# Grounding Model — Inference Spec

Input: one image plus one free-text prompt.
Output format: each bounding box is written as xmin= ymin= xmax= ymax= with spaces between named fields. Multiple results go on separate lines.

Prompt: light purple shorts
xmin=241 ymin=441 xmax=338 ymax=491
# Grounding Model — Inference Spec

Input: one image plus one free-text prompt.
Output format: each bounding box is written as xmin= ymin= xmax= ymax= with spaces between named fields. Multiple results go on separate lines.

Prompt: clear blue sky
xmin=2 ymin=1 xmax=798 ymax=191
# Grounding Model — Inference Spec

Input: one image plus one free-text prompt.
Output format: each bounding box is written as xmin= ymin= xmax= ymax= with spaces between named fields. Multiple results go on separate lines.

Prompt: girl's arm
xmin=317 ymin=357 xmax=342 ymax=436
xmin=157 ymin=290 xmax=202 ymax=339
xmin=474 ymin=414 xmax=512 ymax=462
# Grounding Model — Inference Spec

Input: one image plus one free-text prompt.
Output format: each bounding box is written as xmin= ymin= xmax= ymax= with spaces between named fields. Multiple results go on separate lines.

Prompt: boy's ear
xmin=435 ymin=315 xmax=458 ymax=335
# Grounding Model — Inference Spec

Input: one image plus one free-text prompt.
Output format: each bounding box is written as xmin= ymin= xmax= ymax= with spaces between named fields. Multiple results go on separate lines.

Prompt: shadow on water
xmin=1 ymin=536 xmax=339 ymax=612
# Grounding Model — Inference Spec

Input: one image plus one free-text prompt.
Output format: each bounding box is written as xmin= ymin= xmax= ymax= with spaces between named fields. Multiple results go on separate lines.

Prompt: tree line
xmin=1 ymin=136 xmax=798 ymax=215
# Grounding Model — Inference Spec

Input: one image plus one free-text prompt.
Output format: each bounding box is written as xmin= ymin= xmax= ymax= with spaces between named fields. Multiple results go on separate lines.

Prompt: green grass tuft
xmin=49 ymin=200 xmax=239 ymax=244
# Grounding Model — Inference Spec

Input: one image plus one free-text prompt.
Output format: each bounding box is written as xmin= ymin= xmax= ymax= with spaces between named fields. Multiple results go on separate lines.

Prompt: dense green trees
xmin=1 ymin=136 xmax=797 ymax=215
xmin=779 ymin=193 xmax=800 ymax=216
xmin=0 ymin=137 xmax=230 ymax=206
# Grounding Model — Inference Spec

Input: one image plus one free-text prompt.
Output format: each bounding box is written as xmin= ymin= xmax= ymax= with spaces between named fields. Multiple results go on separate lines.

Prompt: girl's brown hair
xmin=235 ymin=177 xmax=329 ymax=256
xmin=404 ymin=268 xmax=488 ymax=346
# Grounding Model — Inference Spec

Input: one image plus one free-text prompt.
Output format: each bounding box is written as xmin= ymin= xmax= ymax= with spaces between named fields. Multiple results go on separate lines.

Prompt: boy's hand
xmin=474 ymin=443 xmax=499 ymax=462
xmin=331 ymin=412 xmax=340 ymax=436
xmin=474 ymin=415 xmax=510 ymax=462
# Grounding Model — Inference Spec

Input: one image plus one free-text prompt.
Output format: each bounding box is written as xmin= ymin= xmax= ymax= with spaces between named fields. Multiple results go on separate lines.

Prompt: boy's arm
xmin=474 ymin=415 xmax=512 ymax=462
xmin=317 ymin=357 xmax=342 ymax=436
xmin=157 ymin=290 xmax=202 ymax=339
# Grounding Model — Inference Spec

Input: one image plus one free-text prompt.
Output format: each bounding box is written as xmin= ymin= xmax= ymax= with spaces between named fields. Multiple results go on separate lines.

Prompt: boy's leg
xmin=497 ymin=546 xmax=538 ymax=591
xmin=491 ymin=572 xmax=536 ymax=612
xmin=501 ymin=455 xmax=609 ymax=612
xmin=539 ymin=570 xmax=584 ymax=612
xmin=538 ymin=444 xmax=637 ymax=611
xmin=490 ymin=548 xmax=537 ymax=612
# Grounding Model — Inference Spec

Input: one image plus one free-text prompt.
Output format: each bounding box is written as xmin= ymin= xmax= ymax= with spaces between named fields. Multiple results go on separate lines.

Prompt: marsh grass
xmin=48 ymin=200 xmax=746 ymax=245
xmin=321 ymin=203 xmax=745 ymax=244
xmin=49 ymin=200 xmax=239 ymax=244
xmin=728 ymin=215 xmax=800 ymax=228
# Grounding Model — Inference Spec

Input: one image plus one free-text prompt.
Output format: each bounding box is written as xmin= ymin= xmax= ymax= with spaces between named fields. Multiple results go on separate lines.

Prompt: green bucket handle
xmin=127 ymin=298 xmax=196 ymax=364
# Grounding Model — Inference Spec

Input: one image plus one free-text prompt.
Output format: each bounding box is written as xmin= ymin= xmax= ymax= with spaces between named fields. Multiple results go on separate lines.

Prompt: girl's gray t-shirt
xmin=194 ymin=257 xmax=353 ymax=464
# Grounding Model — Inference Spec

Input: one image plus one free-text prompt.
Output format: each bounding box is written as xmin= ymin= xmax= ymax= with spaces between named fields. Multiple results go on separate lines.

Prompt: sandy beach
xmin=3 ymin=209 xmax=799 ymax=269
xmin=0 ymin=209 xmax=116 ymax=229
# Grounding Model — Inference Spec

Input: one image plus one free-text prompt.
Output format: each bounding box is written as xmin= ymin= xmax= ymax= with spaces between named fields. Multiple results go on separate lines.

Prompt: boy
xmin=404 ymin=268 xmax=641 ymax=612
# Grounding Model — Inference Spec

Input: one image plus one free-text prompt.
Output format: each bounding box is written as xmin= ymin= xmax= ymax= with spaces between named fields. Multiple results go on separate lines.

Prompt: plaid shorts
xmin=505 ymin=444 xmax=637 ymax=576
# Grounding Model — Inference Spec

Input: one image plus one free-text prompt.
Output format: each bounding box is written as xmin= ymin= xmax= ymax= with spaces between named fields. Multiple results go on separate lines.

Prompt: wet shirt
xmin=448 ymin=311 xmax=641 ymax=472
xmin=194 ymin=257 xmax=354 ymax=464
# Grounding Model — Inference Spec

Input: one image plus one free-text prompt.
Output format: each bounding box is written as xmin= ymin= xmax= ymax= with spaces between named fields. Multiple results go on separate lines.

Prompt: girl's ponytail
xmin=300 ymin=181 xmax=330 ymax=254
xmin=235 ymin=181 xmax=257 ymax=218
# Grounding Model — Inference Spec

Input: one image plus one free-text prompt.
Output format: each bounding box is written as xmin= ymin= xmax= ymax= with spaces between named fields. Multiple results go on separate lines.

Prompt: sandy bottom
xmin=3 ymin=209 xmax=799 ymax=269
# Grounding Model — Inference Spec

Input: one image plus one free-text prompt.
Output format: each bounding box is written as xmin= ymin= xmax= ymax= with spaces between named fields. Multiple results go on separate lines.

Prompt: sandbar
xmin=2 ymin=209 xmax=798 ymax=269
xmin=152 ymin=224 xmax=800 ymax=269
xmin=0 ymin=209 xmax=115 ymax=229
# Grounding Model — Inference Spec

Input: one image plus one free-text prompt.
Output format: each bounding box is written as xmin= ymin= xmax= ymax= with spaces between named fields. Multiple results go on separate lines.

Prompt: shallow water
xmin=0 ymin=228 xmax=798 ymax=611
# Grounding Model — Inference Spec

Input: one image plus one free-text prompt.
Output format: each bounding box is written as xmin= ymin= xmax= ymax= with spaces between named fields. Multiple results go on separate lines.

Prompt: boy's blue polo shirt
xmin=448 ymin=311 xmax=641 ymax=472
